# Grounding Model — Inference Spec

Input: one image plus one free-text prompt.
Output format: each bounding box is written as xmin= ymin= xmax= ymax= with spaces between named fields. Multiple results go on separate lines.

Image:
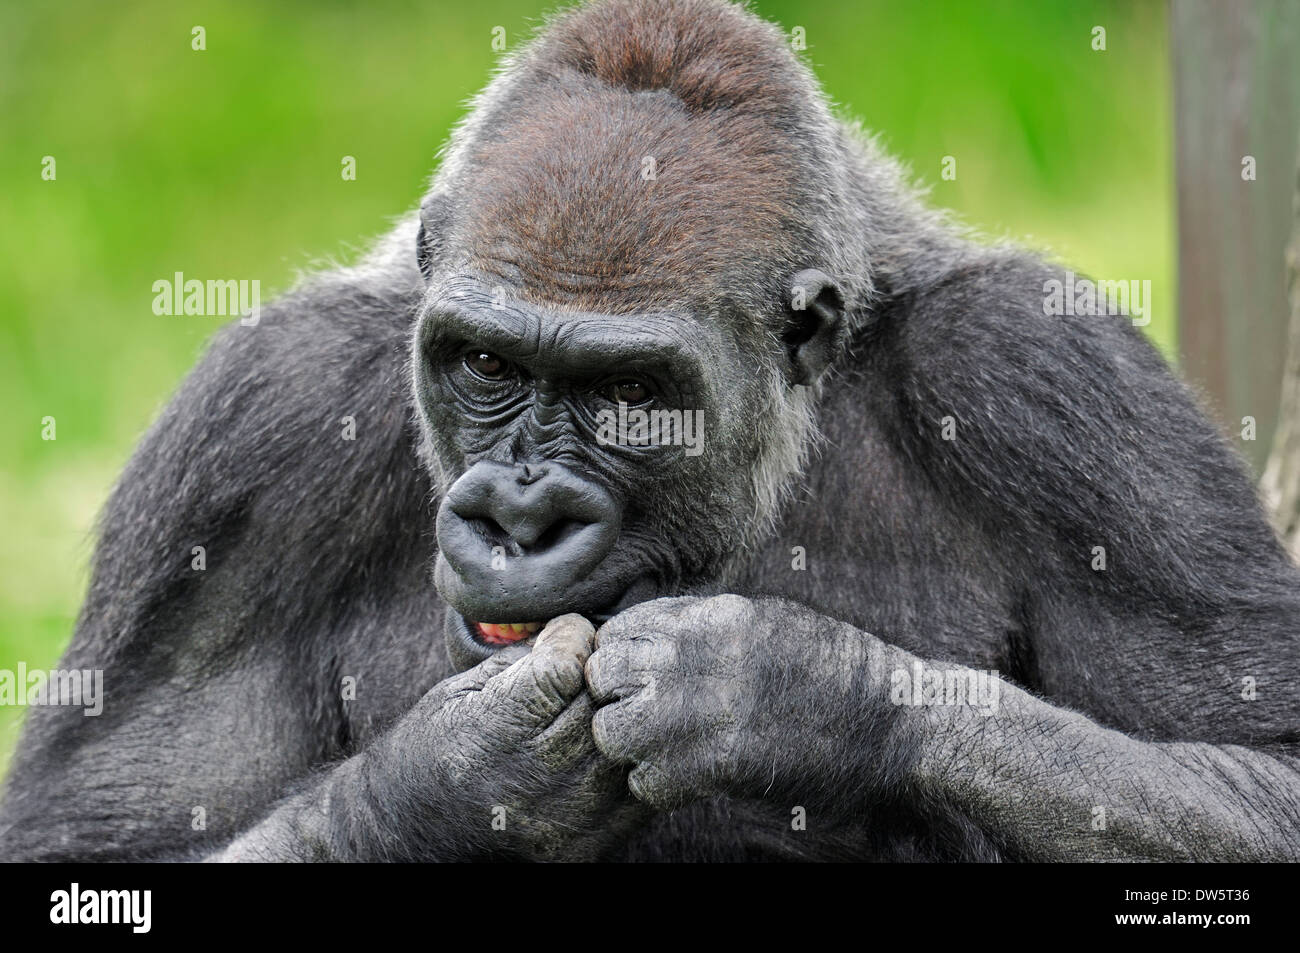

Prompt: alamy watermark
xmin=891 ymin=660 xmax=1000 ymax=716
xmin=1043 ymin=270 xmax=1151 ymax=327
xmin=152 ymin=271 xmax=261 ymax=326
xmin=595 ymin=403 xmax=705 ymax=457
xmin=0 ymin=663 xmax=103 ymax=716
xmin=50 ymin=883 xmax=150 ymax=933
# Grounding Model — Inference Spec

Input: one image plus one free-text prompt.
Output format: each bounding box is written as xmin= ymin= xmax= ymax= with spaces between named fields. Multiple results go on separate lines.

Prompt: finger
xmin=585 ymin=644 xmax=650 ymax=705
xmin=485 ymin=619 xmax=593 ymax=725
xmin=535 ymin=613 xmax=596 ymax=660
xmin=531 ymin=691 xmax=597 ymax=767
xmin=458 ymin=612 xmax=592 ymax=696
xmin=593 ymin=614 xmax=630 ymax=650
xmin=584 ymin=647 xmax=625 ymax=705
xmin=627 ymin=761 xmax=692 ymax=811
xmin=472 ymin=641 xmax=533 ymax=681
xmin=429 ymin=641 xmax=531 ymax=704
xmin=587 ymin=631 xmax=671 ymax=706
xmin=591 ymin=696 xmax=657 ymax=764
xmin=595 ymin=595 xmax=696 ymax=649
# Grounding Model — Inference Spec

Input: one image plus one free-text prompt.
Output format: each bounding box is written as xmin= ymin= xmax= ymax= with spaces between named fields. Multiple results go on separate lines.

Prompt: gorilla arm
xmin=914 ymin=664 xmax=1300 ymax=861
xmin=0 ymin=273 xmax=635 ymax=862
xmin=586 ymin=595 xmax=1300 ymax=860
xmin=213 ymin=614 xmax=636 ymax=862
xmin=585 ymin=251 xmax=1300 ymax=861
xmin=894 ymin=252 xmax=1300 ymax=859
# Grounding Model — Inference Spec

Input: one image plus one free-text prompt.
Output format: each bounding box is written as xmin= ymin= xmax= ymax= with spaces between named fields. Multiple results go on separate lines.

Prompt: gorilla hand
xmin=585 ymin=595 xmax=913 ymax=812
xmin=410 ymin=613 xmax=645 ymax=860
xmin=216 ymin=614 xmax=643 ymax=861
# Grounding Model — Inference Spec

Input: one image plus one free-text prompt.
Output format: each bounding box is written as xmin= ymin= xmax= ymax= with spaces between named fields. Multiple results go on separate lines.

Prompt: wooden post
xmin=1259 ymin=157 xmax=1300 ymax=558
xmin=1171 ymin=0 xmax=1300 ymax=474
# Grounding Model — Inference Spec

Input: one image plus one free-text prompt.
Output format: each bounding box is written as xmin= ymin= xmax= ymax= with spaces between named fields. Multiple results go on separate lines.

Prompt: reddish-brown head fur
xmin=443 ymin=0 xmax=834 ymax=316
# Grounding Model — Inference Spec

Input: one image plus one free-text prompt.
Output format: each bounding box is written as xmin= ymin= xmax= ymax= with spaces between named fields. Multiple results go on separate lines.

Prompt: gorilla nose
xmin=434 ymin=461 xmax=621 ymax=619
xmin=447 ymin=462 xmax=612 ymax=553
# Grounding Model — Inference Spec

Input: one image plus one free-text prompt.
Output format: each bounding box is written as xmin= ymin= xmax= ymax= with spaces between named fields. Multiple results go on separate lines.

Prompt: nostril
xmin=441 ymin=460 xmax=621 ymax=578
xmin=465 ymin=516 xmax=513 ymax=552
xmin=463 ymin=511 xmax=592 ymax=554
xmin=517 ymin=464 xmax=548 ymax=486
xmin=527 ymin=518 xmax=588 ymax=554
xmin=504 ymin=512 xmax=590 ymax=552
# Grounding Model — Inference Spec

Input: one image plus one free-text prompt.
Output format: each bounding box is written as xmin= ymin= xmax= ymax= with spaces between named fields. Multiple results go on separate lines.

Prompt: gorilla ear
xmin=416 ymin=194 xmax=450 ymax=282
xmin=781 ymin=269 xmax=846 ymax=385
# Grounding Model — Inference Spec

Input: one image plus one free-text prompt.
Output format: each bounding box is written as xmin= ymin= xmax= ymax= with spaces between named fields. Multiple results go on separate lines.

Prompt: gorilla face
xmin=412 ymin=267 xmax=842 ymax=667
xmin=414 ymin=273 xmax=724 ymax=665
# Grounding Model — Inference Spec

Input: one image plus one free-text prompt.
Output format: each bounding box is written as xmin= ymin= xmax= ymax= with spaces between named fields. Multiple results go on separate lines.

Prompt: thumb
xmin=484 ymin=614 xmax=596 ymax=725
xmin=431 ymin=640 xmax=531 ymax=703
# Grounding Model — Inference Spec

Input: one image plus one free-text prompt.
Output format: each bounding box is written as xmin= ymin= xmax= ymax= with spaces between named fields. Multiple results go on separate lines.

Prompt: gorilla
xmin=2 ymin=0 xmax=1298 ymax=862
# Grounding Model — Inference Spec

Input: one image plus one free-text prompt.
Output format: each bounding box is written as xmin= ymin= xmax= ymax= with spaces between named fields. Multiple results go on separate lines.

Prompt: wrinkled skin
xmin=590 ymin=595 xmax=1300 ymax=862
xmin=215 ymin=616 xmax=646 ymax=862
xmin=2 ymin=0 xmax=1297 ymax=863
xmin=587 ymin=596 xmax=905 ymax=812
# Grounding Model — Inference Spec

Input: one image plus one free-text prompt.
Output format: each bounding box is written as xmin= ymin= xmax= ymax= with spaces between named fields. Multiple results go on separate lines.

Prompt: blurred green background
xmin=0 ymin=0 xmax=1172 ymax=775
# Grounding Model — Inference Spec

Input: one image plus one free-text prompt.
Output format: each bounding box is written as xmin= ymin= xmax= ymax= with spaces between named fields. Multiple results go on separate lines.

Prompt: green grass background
xmin=0 ymin=0 xmax=1172 ymax=775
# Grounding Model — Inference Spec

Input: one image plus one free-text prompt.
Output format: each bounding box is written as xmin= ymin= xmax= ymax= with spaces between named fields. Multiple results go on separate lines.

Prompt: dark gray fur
xmin=2 ymin=0 xmax=1297 ymax=861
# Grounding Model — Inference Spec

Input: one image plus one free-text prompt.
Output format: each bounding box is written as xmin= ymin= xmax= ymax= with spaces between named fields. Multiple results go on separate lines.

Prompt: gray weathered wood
xmin=1172 ymin=0 xmax=1300 ymax=473
xmin=1259 ymin=155 xmax=1300 ymax=558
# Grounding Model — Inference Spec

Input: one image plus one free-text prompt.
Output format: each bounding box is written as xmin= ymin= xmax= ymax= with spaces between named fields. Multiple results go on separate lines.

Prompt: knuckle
xmin=627 ymin=762 xmax=679 ymax=810
xmin=537 ymin=613 xmax=596 ymax=655
xmin=530 ymin=650 xmax=584 ymax=703
xmin=586 ymin=645 xmax=627 ymax=689
xmin=590 ymin=705 xmax=625 ymax=758
xmin=594 ymin=614 xmax=630 ymax=648
xmin=591 ymin=701 xmax=651 ymax=761
xmin=584 ymin=653 xmax=612 ymax=700
xmin=587 ymin=642 xmax=667 ymax=704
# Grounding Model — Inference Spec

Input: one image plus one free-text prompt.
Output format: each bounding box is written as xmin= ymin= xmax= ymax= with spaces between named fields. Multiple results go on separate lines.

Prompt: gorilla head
xmin=7 ymin=0 xmax=1294 ymax=869
xmin=410 ymin=0 xmax=866 ymax=666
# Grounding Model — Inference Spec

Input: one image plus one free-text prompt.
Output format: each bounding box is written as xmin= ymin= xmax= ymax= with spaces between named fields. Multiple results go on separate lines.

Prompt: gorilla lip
xmin=465 ymin=578 xmax=658 ymax=647
xmin=474 ymin=621 xmax=542 ymax=644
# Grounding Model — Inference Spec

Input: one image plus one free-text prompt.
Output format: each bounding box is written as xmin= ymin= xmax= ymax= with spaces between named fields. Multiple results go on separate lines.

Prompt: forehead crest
xmin=431 ymin=0 xmax=832 ymax=314
xmin=459 ymin=89 xmax=802 ymax=312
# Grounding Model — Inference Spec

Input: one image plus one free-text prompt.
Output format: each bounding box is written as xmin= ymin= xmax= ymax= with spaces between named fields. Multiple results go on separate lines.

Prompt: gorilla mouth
xmin=473 ymin=621 xmax=542 ymax=644
xmin=457 ymin=577 xmax=660 ymax=652
xmin=468 ymin=609 xmax=607 ymax=646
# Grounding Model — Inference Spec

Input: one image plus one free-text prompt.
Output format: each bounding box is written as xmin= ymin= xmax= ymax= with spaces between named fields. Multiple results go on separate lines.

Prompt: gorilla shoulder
xmin=77 ymin=221 xmax=432 ymax=665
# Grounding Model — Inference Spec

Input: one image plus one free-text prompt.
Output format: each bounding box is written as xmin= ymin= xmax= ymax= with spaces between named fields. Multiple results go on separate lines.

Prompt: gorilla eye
xmin=464 ymin=351 xmax=511 ymax=381
xmin=602 ymin=379 xmax=651 ymax=405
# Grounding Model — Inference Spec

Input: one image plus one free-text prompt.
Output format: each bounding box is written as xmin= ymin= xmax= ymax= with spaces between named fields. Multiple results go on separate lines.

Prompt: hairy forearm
xmin=730 ymin=609 xmax=924 ymax=808
xmin=205 ymin=762 xmax=359 ymax=862
xmin=753 ymin=607 xmax=1300 ymax=860
xmin=214 ymin=621 xmax=626 ymax=863
xmin=910 ymin=678 xmax=1300 ymax=861
xmin=207 ymin=718 xmax=513 ymax=863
